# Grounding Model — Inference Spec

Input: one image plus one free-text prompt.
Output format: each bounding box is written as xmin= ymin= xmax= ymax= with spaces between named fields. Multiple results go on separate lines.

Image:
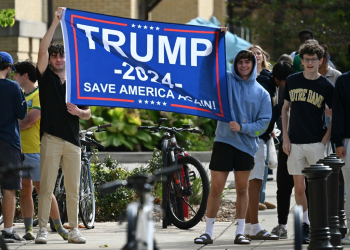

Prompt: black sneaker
xmin=1 ymin=230 xmax=26 ymax=243
xmin=23 ymin=231 xmax=35 ymax=240
xmin=302 ymin=223 xmax=310 ymax=244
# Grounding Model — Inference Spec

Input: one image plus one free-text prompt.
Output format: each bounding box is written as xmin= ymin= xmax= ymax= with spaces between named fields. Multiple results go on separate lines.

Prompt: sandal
xmin=249 ymin=229 xmax=279 ymax=240
xmin=194 ymin=233 xmax=213 ymax=244
xmin=234 ymin=234 xmax=250 ymax=244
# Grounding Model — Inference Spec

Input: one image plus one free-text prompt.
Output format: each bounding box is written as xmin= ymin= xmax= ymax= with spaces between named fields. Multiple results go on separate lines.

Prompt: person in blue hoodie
xmin=194 ymin=49 xmax=272 ymax=245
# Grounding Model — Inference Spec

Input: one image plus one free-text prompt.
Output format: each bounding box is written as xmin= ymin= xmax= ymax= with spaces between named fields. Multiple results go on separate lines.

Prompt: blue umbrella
xmin=187 ymin=16 xmax=251 ymax=69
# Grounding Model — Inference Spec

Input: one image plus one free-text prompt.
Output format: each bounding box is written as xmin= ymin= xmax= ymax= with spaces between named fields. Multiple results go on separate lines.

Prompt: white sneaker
xmin=227 ymin=181 xmax=236 ymax=189
xmin=68 ymin=228 xmax=86 ymax=244
xmin=35 ymin=227 xmax=48 ymax=244
xmin=342 ymin=232 xmax=350 ymax=245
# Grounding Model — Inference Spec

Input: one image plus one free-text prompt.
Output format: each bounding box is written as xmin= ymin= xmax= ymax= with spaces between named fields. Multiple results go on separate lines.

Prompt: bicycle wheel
xmin=79 ymin=161 xmax=95 ymax=229
xmin=167 ymin=156 xmax=209 ymax=229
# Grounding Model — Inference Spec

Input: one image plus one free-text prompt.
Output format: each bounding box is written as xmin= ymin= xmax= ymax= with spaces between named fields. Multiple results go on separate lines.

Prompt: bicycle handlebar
xmin=99 ymin=180 xmax=127 ymax=193
xmin=138 ymin=125 xmax=203 ymax=134
xmin=99 ymin=164 xmax=181 ymax=194
xmin=85 ymin=137 xmax=106 ymax=150
xmin=83 ymin=123 xmax=112 ymax=132
xmin=99 ymin=124 xmax=112 ymax=129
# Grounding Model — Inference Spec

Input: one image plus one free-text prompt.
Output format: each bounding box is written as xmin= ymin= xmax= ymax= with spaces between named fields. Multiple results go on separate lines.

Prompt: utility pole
xmin=138 ymin=0 xmax=162 ymax=20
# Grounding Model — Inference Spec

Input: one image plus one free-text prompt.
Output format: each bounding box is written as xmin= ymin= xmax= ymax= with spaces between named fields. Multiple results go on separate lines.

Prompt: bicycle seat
xmin=182 ymin=124 xmax=191 ymax=129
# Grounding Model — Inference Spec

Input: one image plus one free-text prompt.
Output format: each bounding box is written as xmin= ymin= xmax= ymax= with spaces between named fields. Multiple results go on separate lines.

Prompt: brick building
xmin=0 ymin=0 xmax=226 ymax=63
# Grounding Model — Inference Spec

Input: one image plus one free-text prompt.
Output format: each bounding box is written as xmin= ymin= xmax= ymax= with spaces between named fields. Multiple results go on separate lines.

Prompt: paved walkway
xmin=6 ymin=162 xmax=350 ymax=249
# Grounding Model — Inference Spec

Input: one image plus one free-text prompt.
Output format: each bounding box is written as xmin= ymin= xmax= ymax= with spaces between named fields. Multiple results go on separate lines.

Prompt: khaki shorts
xmin=287 ymin=143 xmax=326 ymax=175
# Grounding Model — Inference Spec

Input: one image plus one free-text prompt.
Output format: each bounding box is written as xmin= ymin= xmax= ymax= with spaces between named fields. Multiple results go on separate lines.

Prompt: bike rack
xmin=294 ymin=205 xmax=302 ymax=250
xmin=162 ymin=139 xmax=168 ymax=229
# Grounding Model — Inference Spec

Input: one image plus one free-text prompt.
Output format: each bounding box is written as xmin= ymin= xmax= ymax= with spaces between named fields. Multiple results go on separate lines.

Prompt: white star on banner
xmin=138 ymin=99 xmax=142 ymax=103
xmin=132 ymin=24 xmax=135 ymax=28
xmin=145 ymin=100 xmax=149 ymax=104
xmin=163 ymin=102 xmax=167 ymax=106
xmin=151 ymin=100 xmax=154 ymax=105
xmin=156 ymin=26 xmax=160 ymax=30
xmin=138 ymin=24 xmax=141 ymax=28
xmin=150 ymin=26 xmax=154 ymax=30
xmin=157 ymin=101 xmax=161 ymax=105
xmin=144 ymin=25 xmax=148 ymax=29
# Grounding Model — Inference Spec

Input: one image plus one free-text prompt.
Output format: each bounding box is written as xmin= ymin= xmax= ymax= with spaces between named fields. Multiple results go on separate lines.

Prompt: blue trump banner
xmin=61 ymin=8 xmax=231 ymax=122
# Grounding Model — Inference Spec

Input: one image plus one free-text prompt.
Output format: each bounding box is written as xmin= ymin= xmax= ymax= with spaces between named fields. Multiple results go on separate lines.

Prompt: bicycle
xmin=50 ymin=124 xmax=111 ymax=231
xmin=138 ymin=118 xmax=210 ymax=229
xmin=99 ymin=164 xmax=182 ymax=250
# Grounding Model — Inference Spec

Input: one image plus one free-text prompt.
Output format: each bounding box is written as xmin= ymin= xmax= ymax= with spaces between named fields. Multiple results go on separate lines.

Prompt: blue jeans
xmin=259 ymin=140 xmax=270 ymax=204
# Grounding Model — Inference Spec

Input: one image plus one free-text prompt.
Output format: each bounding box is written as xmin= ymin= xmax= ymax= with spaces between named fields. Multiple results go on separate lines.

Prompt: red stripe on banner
xmin=71 ymin=15 xmax=80 ymax=98
xmin=71 ymin=14 xmax=129 ymax=102
xmin=164 ymin=28 xmax=218 ymax=34
xmin=78 ymin=96 xmax=134 ymax=102
xmin=171 ymin=104 xmax=224 ymax=117
xmin=215 ymin=33 xmax=224 ymax=116
xmin=164 ymin=28 xmax=224 ymax=117
xmin=71 ymin=14 xmax=127 ymax=26
xmin=171 ymin=104 xmax=213 ymax=113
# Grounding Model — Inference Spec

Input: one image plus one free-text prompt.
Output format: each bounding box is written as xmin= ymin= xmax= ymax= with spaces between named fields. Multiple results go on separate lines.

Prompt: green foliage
xmin=90 ymin=148 xmax=163 ymax=221
xmin=0 ymin=9 xmax=15 ymax=28
xmin=90 ymin=155 xmax=137 ymax=221
xmin=80 ymin=108 xmax=216 ymax=152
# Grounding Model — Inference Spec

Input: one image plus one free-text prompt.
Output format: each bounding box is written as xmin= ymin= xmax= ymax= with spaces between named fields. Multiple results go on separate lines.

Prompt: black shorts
xmin=0 ymin=139 xmax=22 ymax=190
xmin=209 ymin=142 xmax=254 ymax=172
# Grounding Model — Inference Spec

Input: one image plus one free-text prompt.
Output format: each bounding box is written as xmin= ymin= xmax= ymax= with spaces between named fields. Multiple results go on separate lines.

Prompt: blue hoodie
xmin=214 ymin=50 xmax=272 ymax=157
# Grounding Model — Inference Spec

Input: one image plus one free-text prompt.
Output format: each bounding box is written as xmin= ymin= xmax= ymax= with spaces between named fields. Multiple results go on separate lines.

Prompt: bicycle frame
xmin=136 ymin=191 xmax=154 ymax=250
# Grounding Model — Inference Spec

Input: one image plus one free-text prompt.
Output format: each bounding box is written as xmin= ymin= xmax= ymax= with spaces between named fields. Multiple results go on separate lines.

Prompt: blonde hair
xmin=247 ymin=45 xmax=272 ymax=70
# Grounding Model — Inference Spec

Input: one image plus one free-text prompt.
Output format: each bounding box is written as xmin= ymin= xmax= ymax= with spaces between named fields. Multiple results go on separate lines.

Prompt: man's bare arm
xmin=66 ymin=102 xmax=91 ymax=120
xmin=18 ymin=109 xmax=40 ymax=131
xmin=37 ymin=7 xmax=64 ymax=75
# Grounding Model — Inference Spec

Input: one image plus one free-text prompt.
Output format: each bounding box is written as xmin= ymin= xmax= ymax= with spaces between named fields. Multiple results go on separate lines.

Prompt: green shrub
xmin=80 ymin=108 xmax=216 ymax=152
xmin=91 ymin=148 xmax=163 ymax=221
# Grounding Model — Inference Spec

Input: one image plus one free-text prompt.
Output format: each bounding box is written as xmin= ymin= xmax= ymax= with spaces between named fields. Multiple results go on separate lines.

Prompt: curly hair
xmin=14 ymin=60 xmax=37 ymax=82
xmin=48 ymin=43 xmax=65 ymax=58
xmin=299 ymin=42 xmax=324 ymax=60
xmin=247 ymin=45 xmax=272 ymax=70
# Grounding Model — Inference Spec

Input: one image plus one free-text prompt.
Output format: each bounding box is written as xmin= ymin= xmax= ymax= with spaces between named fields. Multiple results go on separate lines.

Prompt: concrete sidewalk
xmin=6 ymin=162 xmax=350 ymax=249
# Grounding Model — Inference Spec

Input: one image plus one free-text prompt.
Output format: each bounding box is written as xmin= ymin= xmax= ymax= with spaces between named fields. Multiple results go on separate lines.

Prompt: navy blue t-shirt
xmin=284 ymin=72 xmax=334 ymax=144
xmin=0 ymin=79 xmax=27 ymax=149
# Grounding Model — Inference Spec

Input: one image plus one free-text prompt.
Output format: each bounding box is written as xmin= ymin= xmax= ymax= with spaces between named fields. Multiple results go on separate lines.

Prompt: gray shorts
xmin=22 ymin=153 xmax=41 ymax=182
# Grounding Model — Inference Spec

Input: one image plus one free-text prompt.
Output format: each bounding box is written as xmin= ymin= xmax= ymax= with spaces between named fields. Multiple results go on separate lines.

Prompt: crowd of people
xmin=1 ymin=7 xmax=350 ymax=247
xmin=194 ymin=28 xmax=350 ymax=246
xmin=0 ymin=7 xmax=90 ymax=244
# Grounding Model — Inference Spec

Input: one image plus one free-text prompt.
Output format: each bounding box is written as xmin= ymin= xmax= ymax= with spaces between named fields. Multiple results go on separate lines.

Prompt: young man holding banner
xmin=35 ymin=8 xmax=91 ymax=244
xmin=194 ymin=50 xmax=272 ymax=245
